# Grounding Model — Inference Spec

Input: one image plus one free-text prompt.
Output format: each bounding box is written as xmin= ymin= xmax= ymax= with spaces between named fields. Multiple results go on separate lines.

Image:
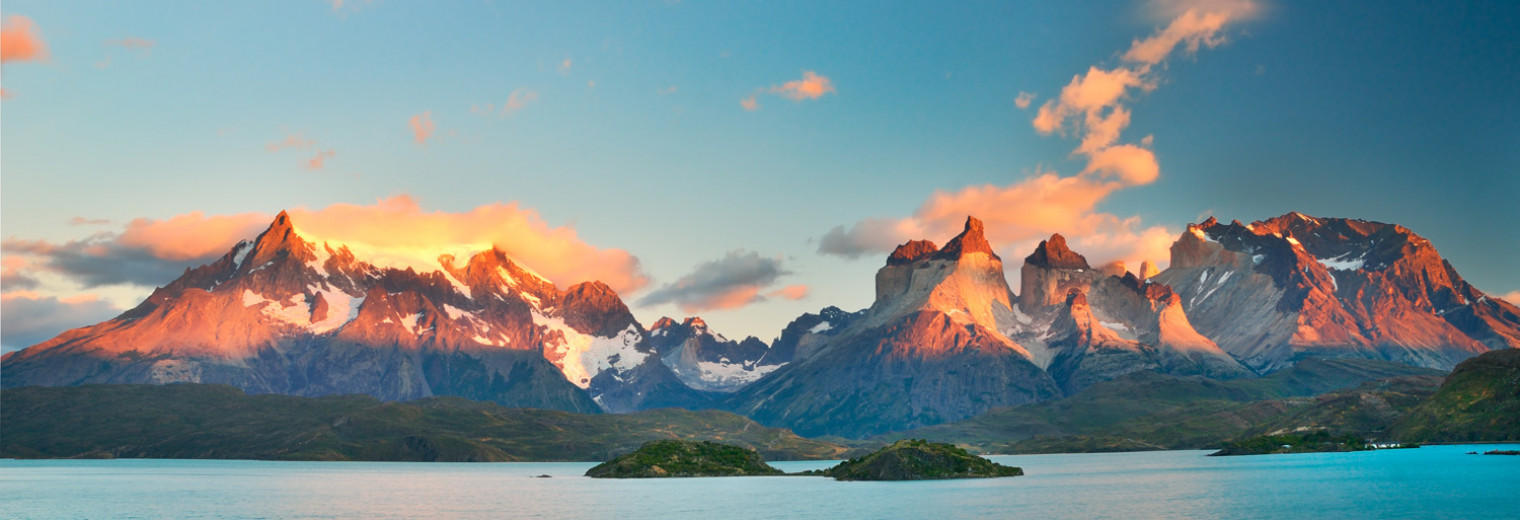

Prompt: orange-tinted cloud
xmin=742 ymin=71 xmax=835 ymax=111
xmin=818 ymin=172 xmax=1175 ymax=280
xmin=266 ymin=133 xmax=314 ymax=152
xmin=67 ymin=217 xmax=112 ymax=226
xmin=819 ymin=2 xmax=1247 ymax=277
xmin=1500 ymin=291 xmax=1520 ymax=306
xmin=306 ymin=149 xmax=336 ymax=170
xmin=1015 ymin=92 xmax=1036 ymax=109
xmin=472 ymin=90 xmax=539 ymax=117
xmin=558 ymin=59 xmax=572 ymax=75
xmin=771 ymin=71 xmax=834 ymax=100
xmin=409 ymin=111 xmax=435 ymax=144
xmin=820 ymin=4 xmax=1252 ymax=280
xmin=4 ymin=196 xmax=651 ymax=295
xmin=1 ymin=15 xmax=47 ymax=63
xmin=768 ymin=284 xmax=810 ymax=301
xmin=288 ymin=196 xmax=648 ymax=293
xmin=636 ymin=250 xmax=792 ymax=312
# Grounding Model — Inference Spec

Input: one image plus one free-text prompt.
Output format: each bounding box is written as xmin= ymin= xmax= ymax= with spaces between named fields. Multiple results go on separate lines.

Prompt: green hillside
xmin=0 ymin=384 xmax=851 ymax=462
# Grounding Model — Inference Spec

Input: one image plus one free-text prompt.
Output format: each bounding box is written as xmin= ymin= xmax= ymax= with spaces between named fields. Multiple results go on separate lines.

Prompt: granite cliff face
xmin=1152 ymin=212 xmax=1516 ymax=372
xmin=0 ymin=212 xmax=703 ymax=413
xmin=728 ymin=218 xmax=1062 ymax=438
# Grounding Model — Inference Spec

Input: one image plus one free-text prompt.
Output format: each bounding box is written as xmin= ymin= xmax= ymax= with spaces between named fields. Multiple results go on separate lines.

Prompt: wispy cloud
xmin=266 ymin=133 xmax=314 ymax=152
xmin=558 ymin=58 xmax=572 ymax=75
xmin=742 ymin=71 xmax=835 ymax=111
xmin=637 ymin=250 xmax=796 ymax=313
xmin=1015 ymin=91 xmax=1036 ymax=109
xmin=473 ymin=88 xmax=539 ymax=117
xmin=818 ymin=1 xmax=1255 ymax=276
xmin=306 ymin=149 xmax=336 ymax=170
xmin=0 ymin=15 xmax=47 ymax=63
xmin=409 ymin=111 xmax=435 ymax=145
xmin=67 ymin=217 xmax=111 ymax=226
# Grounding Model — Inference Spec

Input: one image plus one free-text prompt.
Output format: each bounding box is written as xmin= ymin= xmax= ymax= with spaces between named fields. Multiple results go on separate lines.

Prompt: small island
xmin=1484 ymin=450 xmax=1520 ymax=456
xmin=1209 ymin=432 xmax=1373 ymax=456
xmin=810 ymin=439 xmax=1023 ymax=481
xmin=584 ymin=439 xmax=784 ymax=478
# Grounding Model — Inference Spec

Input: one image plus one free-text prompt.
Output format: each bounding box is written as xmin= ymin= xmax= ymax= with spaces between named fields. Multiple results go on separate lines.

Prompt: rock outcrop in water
xmin=816 ymin=439 xmax=1023 ymax=480
xmin=584 ymin=439 xmax=784 ymax=478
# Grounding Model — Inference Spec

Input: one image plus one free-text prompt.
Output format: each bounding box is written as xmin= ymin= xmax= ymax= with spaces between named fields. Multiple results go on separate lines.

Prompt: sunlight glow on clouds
xmin=410 ymin=111 xmax=436 ymax=145
xmin=742 ymin=71 xmax=835 ymax=111
xmin=818 ymin=1 xmax=1256 ymax=278
xmin=1 ymin=196 xmax=650 ymax=299
xmin=0 ymin=15 xmax=47 ymax=63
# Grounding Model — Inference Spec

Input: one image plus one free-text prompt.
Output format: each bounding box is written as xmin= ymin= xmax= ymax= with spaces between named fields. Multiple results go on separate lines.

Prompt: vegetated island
xmin=1484 ymin=450 xmax=1520 ymax=456
xmin=806 ymin=439 xmax=1024 ymax=481
xmin=1209 ymin=431 xmax=1389 ymax=456
xmin=585 ymin=439 xmax=784 ymax=478
xmin=586 ymin=439 xmax=1023 ymax=481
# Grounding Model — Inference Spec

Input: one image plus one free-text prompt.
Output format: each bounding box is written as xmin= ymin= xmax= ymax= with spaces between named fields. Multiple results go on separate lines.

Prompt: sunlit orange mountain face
xmin=5 ymin=211 xmax=1516 ymax=437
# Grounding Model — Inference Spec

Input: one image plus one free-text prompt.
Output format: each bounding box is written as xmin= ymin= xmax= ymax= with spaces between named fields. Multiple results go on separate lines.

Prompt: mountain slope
xmin=1152 ymin=213 xmax=1515 ymax=372
xmin=0 ymin=212 xmax=702 ymax=413
xmin=727 ymin=218 xmax=1062 ymax=438
xmin=1388 ymin=348 xmax=1520 ymax=442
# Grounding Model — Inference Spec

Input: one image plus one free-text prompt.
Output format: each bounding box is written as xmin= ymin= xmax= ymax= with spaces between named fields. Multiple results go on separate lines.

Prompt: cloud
xmin=306 ymin=149 xmax=336 ymax=170
xmin=409 ymin=111 xmax=435 ymax=145
xmin=820 ymin=4 xmax=1253 ymax=277
xmin=1500 ymin=291 xmax=1520 ymax=306
xmin=817 ymin=171 xmax=1174 ymax=272
xmin=2 ymin=256 xmax=41 ymax=290
xmin=742 ymin=71 xmax=835 ymax=111
xmin=768 ymin=284 xmax=810 ymax=301
xmin=658 ymin=85 xmax=678 ymax=95
xmin=474 ymin=88 xmax=540 ymax=117
xmin=107 ymin=37 xmax=155 ymax=55
xmin=2 ymin=196 xmax=651 ymax=295
xmin=67 ymin=217 xmax=112 ymax=226
xmin=1 ymin=15 xmax=47 ymax=63
xmin=266 ymin=133 xmax=314 ymax=152
xmin=1015 ymin=92 xmax=1036 ymax=109
xmin=1 ymin=292 xmax=123 ymax=353
xmin=636 ymin=250 xmax=792 ymax=313
xmin=558 ymin=59 xmax=572 ymax=75
xmin=2 ymin=210 xmax=271 ymax=287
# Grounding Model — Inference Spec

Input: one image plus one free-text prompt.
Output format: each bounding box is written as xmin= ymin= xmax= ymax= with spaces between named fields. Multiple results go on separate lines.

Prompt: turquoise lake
xmin=4 ymin=444 xmax=1517 ymax=519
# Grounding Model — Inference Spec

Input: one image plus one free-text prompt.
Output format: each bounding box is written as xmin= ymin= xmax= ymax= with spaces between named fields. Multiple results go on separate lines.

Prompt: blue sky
xmin=2 ymin=0 xmax=1516 ymax=350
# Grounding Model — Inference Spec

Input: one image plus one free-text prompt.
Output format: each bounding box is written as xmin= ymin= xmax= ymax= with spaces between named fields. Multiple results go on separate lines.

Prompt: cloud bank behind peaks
xmin=2 ymin=196 xmax=650 ymax=295
xmin=818 ymin=1 xmax=1255 ymax=275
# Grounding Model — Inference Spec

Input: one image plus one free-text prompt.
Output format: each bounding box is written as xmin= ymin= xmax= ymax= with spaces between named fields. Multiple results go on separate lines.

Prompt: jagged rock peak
xmin=934 ymin=216 xmax=999 ymax=261
xmin=1064 ymin=288 xmax=1088 ymax=307
xmin=1138 ymin=260 xmax=1161 ymax=280
xmin=683 ymin=317 xmax=709 ymax=330
xmin=1119 ymin=272 xmax=1180 ymax=304
xmin=1024 ymin=233 xmax=1089 ymax=270
xmin=650 ymin=317 xmax=679 ymax=330
xmin=887 ymin=240 xmax=939 ymax=266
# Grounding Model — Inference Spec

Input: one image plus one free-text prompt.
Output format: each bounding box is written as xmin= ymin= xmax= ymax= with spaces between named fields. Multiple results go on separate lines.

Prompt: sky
xmin=2 ymin=0 xmax=1517 ymax=353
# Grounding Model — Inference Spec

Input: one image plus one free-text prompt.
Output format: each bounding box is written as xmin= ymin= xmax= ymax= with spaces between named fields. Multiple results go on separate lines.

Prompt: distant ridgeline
xmin=4 ymin=211 xmax=1519 ymax=442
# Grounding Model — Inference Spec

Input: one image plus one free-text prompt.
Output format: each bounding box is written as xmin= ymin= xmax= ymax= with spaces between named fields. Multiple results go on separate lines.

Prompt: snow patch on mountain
xmin=534 ymin=311 xmax=647 ymax=389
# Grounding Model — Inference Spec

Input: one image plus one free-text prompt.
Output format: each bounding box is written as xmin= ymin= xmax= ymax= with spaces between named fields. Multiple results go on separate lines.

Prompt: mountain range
xmin=5 ymin=210 xmax=1517 ymax=438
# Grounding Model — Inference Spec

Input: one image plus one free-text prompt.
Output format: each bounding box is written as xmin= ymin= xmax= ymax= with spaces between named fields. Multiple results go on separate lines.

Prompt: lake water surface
xmin=4 ymin=444 xmax=1517 ymax=519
